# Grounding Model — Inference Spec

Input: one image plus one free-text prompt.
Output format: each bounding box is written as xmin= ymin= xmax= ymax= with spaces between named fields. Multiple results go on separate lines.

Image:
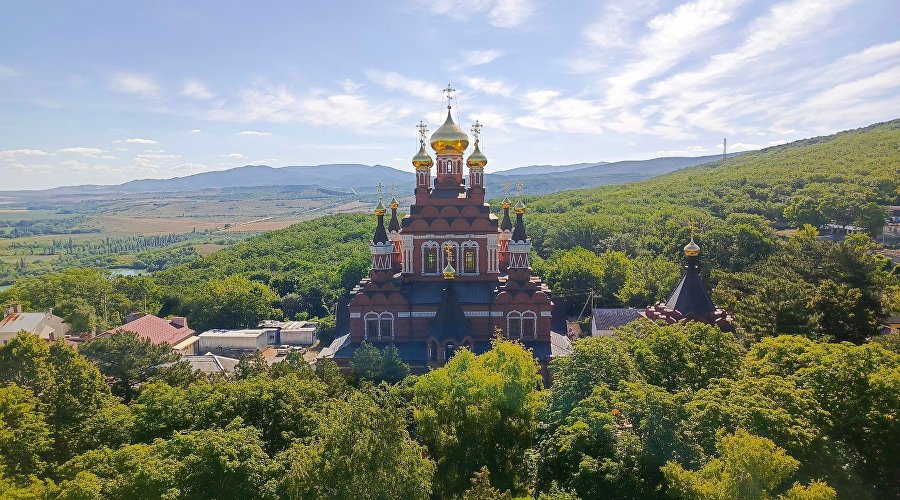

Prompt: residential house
xmin=99 ymin=314 xmax=198 ymax=355
xmin=0 ymin=304 xmax=69 ymax=345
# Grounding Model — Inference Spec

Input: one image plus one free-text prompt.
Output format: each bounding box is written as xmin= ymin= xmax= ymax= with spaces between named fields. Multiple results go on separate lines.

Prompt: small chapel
xmin=324 ymin=91 xmax=569 ymax=373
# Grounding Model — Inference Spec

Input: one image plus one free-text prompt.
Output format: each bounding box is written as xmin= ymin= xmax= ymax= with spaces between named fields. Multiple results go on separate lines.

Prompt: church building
xmin=324 ymin=94 xmax=568 ymax=373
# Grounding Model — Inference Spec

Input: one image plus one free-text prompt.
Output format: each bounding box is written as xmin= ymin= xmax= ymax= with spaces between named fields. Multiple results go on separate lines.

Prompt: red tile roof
xmin=100 ymin=314 xmax=195 ymax=346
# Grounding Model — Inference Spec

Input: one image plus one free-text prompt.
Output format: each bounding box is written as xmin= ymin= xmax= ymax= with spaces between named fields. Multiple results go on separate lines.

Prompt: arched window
xmin=364 ymin=312 xmax=379 ymax=340
xmin=522 ymin=311 xmax=537 ymax=339
xmin=461 ymin=241 xmax=478 ymax=274
xmin=422 ymin=241 xmax=439 ymax=274
xmin=379 ymin=312 xmax=394 ymax=339
xmin=429 ymin=340 xmax=438 ymax=362
xmin=507 ymin=311 xmax=522 ymax=338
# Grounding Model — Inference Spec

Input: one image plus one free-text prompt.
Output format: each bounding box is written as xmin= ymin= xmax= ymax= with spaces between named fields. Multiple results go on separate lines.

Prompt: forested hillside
xmin=0 ymin=120 xmax=898 ymax=499
xmin=2 ymin=120 xmax=896 ymax=337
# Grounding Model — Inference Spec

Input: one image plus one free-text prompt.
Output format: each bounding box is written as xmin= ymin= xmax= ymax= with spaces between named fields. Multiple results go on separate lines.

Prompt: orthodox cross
xmin=471 ymin=120 xmax=482 ymax=144
xmin=516 ymin=181 xmax=525 ymax=198
xmin=443 ymin=243 xmax=454 ymax=265
xmin=390 ymin=182 xmax=396 ymax=199
xmin=502 ymin=181 xmax=511 ymax=198
xmin=688 ymin=218 xmax=697 ymax=238
xmin=376 ymin=182 xmax=383 ymax=201
xmin=417 ymin=120 xmax=428 ymax=144
xmin=443 ymin=84 xmax=456 ymax=107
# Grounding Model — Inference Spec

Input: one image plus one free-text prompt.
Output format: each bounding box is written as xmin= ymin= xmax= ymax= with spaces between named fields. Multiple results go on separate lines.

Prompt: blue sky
xmin=1 ymin=0 xmax=898 ymax=190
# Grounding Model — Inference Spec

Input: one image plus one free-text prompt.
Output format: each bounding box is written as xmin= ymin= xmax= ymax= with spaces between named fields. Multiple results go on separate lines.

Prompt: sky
xmin=0 ymin=0 xmax=898 ymax=190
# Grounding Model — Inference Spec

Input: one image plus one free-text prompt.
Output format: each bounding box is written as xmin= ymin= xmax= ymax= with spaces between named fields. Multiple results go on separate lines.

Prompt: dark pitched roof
xmin=665 ymin=257 xmax=715 ymax=318
xmin=388 ymin=208 xmax=400 ymax=232
xmin=373 ymin=214 xmax=389 ymax=244
xmin=592 ymin=308 xmax=643 ymax=330
xmin=427 ymin=281 xmax=473 ymax=341
xmin=512 ymin=212 xmax=526 ymax=242
xmin=500 ymin=206 xmax=512 ymax=231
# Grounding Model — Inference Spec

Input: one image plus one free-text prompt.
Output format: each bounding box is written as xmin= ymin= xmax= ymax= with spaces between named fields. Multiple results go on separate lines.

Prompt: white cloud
xmin=57 ymin=147 xmax=106 ymax=157
xmin=123 ymin=138 xmax=159 ymax=144
xmin=419 ymin=0 xmax=535 ymax=27
xmin=604 ymin=0 xmax=745 ymax=108
xmin=462 ymin=50 xmax=505 ymax=66
xmin=181 ymin=80 xmax=215 ymax=100
xmin=582 ymin=0 xmax=659 ymax=49
xmin=223 ymin=153 xmax=247 ymax=159
xmin=190 ymin=129 xmax=202 ymax=133
xmin=210 ymin=85 xmax=402 ymax=130
xmin=0 ymin=149 xmax=50 ymax=158
xmin=238 ymin=130 xmax=272 ymax=136
xmin=463 ymin=77 xmax=515 ymax=97
xmin=135 ymin=153 xmax=181 ymax=160
xmin=0 ymin=65 xmax=22 ymax=79
xmin=366 ymin=70 xmax=442 ymax=100
xmin=515 ymin=90 xmax=605 ymax=134
xmin=726 ymin=142 xmax=761 ymax=152
xmin=341 ymin=79 xmax=364 ymax=93
xmin=768 ymin=139 xmax=787 ymax=145
xmin=110 ymin=73 xmax=160 ymax=98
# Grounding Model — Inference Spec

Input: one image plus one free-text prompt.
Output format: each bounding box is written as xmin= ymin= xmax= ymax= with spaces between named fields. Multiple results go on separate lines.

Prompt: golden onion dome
xmin=684 ymin=237 xmax=700 ymax=256
xmin=430 ymin=107 xmax=469 ymax=155
xmin=514 ymin=199 xmax=526 ymax=215
xmin=389 ymin=196 xmax=399 ymax=210
xmin=374 ymin=199 xmax=386 ymax=216
xmin=412 ymin=141 xmax=434 ymax=170
xmin=501 ymin=197 xmax=511 ymax=209
xmin=466 ymin=141 xmax=488 ymax=169
xmin=442 ymin=260 xmax=456 ymax=280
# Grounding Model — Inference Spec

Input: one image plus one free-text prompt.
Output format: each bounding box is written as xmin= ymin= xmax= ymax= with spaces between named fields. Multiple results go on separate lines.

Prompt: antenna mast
xmin=722 ymin=138 xmax=727 ymax=161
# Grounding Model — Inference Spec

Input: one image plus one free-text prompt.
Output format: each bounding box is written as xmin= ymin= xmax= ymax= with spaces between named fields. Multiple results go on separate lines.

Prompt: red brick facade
xmin=344 ymin=108 xmax=556 ymax=369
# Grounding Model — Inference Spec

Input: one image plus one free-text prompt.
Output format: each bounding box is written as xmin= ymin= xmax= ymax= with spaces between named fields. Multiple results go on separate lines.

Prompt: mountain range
xmin=0 ymin=153 xmax=743 ymax=198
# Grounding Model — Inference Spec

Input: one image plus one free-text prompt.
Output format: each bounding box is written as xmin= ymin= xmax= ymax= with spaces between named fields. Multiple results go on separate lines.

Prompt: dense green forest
xmin=0 ymin=120 xmax=898 ymax=498
xmin=0 ymin=322 xmax=897 ymax=498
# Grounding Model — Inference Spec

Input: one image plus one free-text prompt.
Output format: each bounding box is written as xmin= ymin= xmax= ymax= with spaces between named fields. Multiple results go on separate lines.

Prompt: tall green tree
xmin=279 ymin=391 xmax=434 ymax=500
xmin=0 ymin=384 xmax=51 ymax=481
xmin=414 ymin=337 xmax=542 ymax=496
xmin=662 ymin=430 xmax=835 ymax=500
xmin=79 ymin=331 xmax=178 ymax=402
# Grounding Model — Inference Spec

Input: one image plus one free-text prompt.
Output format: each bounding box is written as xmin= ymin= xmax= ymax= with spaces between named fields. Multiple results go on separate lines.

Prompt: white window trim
xmin=364 ymin=311 xmax=395 ymax=340
xmin=507 ymin=310 xmax=537 ymax=339
xmin=460 ymin=240 xmax=479 ymax=275
xmin=421 ymin=240 xmax=440 ymax=276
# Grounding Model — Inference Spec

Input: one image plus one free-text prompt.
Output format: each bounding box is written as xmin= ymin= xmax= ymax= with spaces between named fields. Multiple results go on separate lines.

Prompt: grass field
xmin=0 ymin=209 xmax=68 ymax=221
xmin=0 ymin=187 xmax=375 ymax=283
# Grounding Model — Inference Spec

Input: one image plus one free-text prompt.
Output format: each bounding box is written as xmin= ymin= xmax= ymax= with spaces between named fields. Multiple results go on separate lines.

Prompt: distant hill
xmin=484 ymin=153 xmax=742 ymax=194
xmin=0 ymin=154 xmax=742 ymax=198
xmin=496 ymin=162 xmax=608 ymax=176
xmin=7 ymin=164 xmax=414 ymax=196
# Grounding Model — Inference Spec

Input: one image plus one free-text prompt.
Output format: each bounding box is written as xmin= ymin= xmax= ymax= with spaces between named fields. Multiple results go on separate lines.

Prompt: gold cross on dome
xmin=471 ymin=120 xmax=482 ymax=143
xmin=443 ymin=84 xmax=457 ymax=106
xmin=688 ymin=218 xmax=697 ymax=238
xmin=416 ymin=120 xmax=428 ymax=143
xmin=443 ymin=243 xmax=454 ymax=263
